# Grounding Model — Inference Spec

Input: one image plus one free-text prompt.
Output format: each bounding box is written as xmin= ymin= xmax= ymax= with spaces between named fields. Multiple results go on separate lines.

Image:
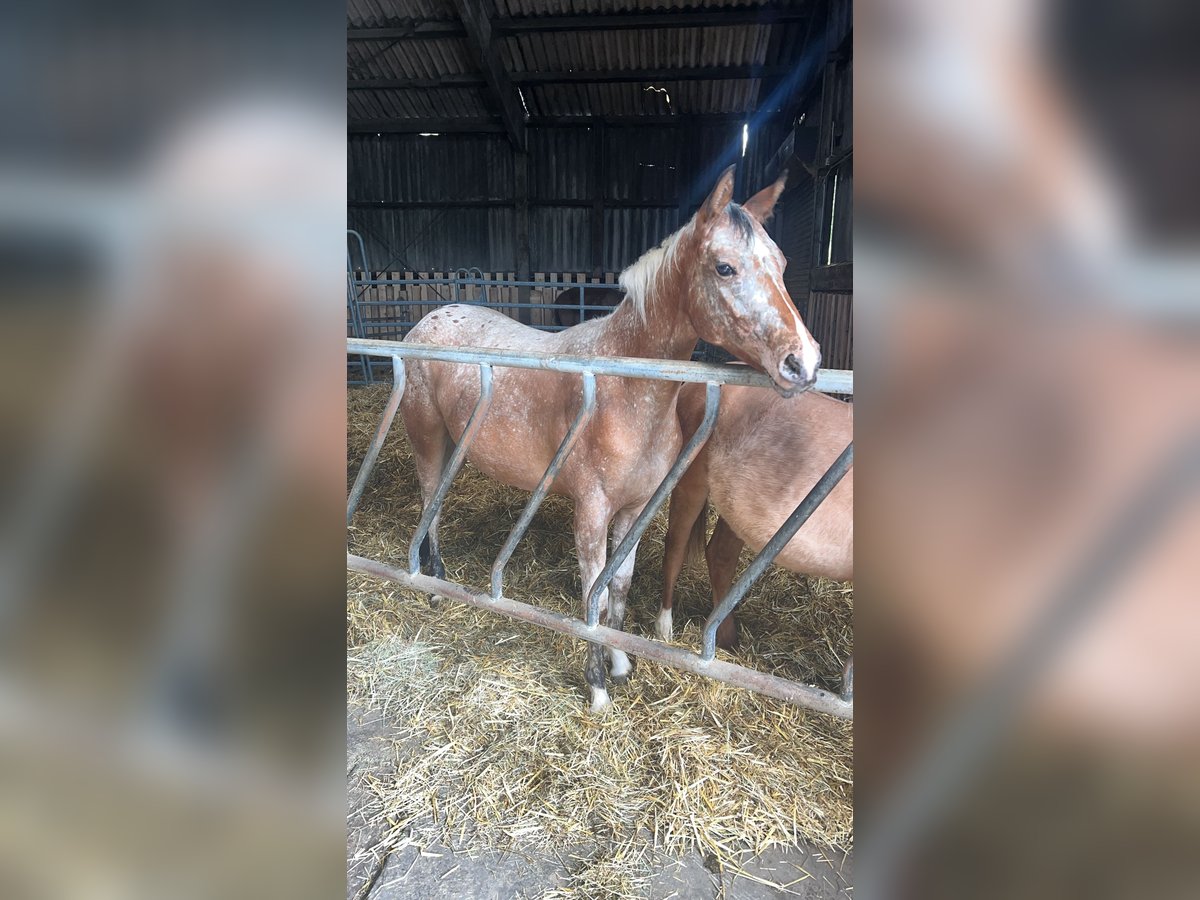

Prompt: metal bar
xmin=586 ymin=381 xmax=721 ymax=626
xmin=495 ymin=9 xmax=810 ymax=33
xmin=701 ymin=442 xmax=854 ymax=660
xmin=349 ymin=277 xmax=631 ymax=289
xmin=407 ymin=364 xmax=494 ymax=574
xmin=348 ymin=66 xmax=796 ymax=90
xmin=347 ymin=229 xmax=369 ymax=272
xmin=346 ymin=199 xmax=682 ymax=210
xmin=346 ymin=357 xmax=407 ymax=525
xmin=347 ymin=338 xmax=855 ymax=395
xmin=346 ymin=259 xmax=373 ymax=384
xmin=346 ymin=10 xmax=810 ymax=41
xmin=348 ymin=114 xmax=761 ymax=134
xmin=490 ymin=373 xmax=597 ymax=599
xmin=348 ymin=554 xmax=852 ymax=719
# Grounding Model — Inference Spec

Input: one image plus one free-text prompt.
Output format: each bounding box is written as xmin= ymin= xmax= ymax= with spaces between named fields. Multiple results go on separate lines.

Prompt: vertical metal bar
xmin=586 ymin=381 xmax=722 ymax=626
xmin=347 ymin=254 xmax=373 ymax=383
xmin=700 ymin=441 xmax=854 ymax=661
xmin=491 ymin=372 xmax=597 ymax=599
xmin=407 ymin=364 xmax=495 ymax=574
xmin=347 ymin=229 xmax=369 ymax=273
xmin=578 ymin=283 xmax=585 ymax=323
xmin=346 ymin=356 xmax=407 ymax=525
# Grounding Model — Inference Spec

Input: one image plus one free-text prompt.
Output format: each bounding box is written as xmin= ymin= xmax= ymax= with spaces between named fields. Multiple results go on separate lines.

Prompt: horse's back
xmin=405 ymin=303 xmax=558 ymax=352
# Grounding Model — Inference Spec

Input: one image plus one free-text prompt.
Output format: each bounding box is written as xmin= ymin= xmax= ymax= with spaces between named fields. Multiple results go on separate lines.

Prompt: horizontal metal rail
xmin=347 ymin=339 xmax=854 ymax=395
xmin=346 ymin=338 xmax=855 ymax=717
xmin=350 ymin=276 xmax=625 ymax=290
xmin=348 ymin=554 xmax=853 ymax=719
xmin=355 ymin=299 xmax=615 ymax=311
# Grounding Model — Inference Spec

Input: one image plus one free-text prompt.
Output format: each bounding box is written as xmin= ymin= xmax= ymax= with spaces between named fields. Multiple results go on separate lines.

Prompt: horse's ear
xmin=743 ymin=170 xmax=788 ymax=223
xmin=698 ymin=165 xmax=737 ymax=225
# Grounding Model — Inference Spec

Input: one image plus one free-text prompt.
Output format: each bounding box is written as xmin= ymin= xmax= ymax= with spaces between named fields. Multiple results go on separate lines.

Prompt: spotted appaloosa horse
xmin=399 ymin=165 xmax=821 ymax=713
xmin=658 ymin=382 xmax=853 ymax=650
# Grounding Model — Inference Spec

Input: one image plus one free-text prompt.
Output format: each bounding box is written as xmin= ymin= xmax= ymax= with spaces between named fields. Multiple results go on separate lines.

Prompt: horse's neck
xmin=596 ymin=280 xmax=696 ymax=363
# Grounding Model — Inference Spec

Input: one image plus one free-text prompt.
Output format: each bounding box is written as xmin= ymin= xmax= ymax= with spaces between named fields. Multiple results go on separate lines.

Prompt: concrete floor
xmin=348 ymin=706 xmax=851 ymax=899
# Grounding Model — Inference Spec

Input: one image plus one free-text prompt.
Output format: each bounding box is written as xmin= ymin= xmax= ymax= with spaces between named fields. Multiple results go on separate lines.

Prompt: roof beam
xmin=349 ymin=118 xmax=506 ymax=134
xmin=451 ymin=0 xmax=526 ymax=149
xmin=346 ymin=9 xmax=810 ymax=41
xmin=349 ymin=113 xmax=764 ymax=134
xmin=498 ymin=9 xmax=810 ymax=34
xmin=347 ymin=22 xmax=464 ymax=41
xmin=348 ymin=65 xmax=796 ymax=90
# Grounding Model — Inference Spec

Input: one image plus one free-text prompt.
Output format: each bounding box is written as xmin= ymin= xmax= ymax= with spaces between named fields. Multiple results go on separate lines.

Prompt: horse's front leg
xmin=575 ymin=499 xmax=614 ymax=713
xmin=605 ymin=504 xmax=646 ymax=685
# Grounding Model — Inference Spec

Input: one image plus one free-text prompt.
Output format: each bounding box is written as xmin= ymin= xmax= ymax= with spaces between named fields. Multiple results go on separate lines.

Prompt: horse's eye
xmin=715 ymin=263 xmax=735 ymax=277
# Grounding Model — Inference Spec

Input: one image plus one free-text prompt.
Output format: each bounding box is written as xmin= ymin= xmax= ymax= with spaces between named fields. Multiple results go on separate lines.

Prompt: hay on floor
xmin=347 ymin=384 xmax=853 ymax=897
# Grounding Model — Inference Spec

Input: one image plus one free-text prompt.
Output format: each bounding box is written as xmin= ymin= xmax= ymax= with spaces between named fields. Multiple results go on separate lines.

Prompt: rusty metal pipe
xmin=349 ymin=553 xmax=853 ymax=719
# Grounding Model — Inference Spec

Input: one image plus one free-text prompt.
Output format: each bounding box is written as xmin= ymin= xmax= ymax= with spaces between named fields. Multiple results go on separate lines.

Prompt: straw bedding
xmin=347 ymin=384 xmax=853 ymax=897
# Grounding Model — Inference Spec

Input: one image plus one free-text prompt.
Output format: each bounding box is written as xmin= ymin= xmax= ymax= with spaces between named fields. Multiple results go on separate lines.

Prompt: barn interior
xmin=346 ymin=3 xmax=855 ymax=898
xmin=347 ymin=0 xmax=852 ymax=372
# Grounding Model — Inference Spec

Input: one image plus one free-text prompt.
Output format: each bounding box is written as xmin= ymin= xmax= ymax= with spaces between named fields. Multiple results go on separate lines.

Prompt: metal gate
xmin=347 ymin=337 xmax=854 ymax=718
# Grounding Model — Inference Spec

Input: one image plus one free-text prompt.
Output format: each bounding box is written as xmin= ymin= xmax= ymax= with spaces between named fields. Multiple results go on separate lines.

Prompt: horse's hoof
xmin=589 ymin=687 xmax=612 ymax=715
xmin=655 ymin=609 xmax=673 ymax=642
xmin=428 ymin=594 xmax=446 ymax=608
xmin=611 ymin=672 xmax=629 ymax=687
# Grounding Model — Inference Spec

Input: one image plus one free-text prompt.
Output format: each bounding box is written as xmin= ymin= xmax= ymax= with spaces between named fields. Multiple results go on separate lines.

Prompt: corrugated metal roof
xmin=493 ymin=0 xmax=797 ymax=16
xmin=348 ymin=37 xmax=474 ymax=81
xmin=348 ymin=0 xmax=820 ymax=121
xmin=500 ymin=26 xmax=772 ymax=73
xmin=348 ymin=0 xmax=457 ymax=28
xmin=349 ymin=86 xmax=493 ymax=119
xmin=522 ymin=80 xmax=761 ymax=117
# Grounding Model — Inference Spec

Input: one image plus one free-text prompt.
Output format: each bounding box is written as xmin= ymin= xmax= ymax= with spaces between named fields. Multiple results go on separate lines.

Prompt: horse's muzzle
xmin=779 ymin=352 xmax=819 ymax=391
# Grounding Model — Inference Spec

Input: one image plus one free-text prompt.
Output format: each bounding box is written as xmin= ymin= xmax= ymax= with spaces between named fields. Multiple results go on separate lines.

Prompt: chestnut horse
xmin=659 ymin=381 xmax=853 ymax=649
xmin=399 ymin=166 xmax=820 ymax=712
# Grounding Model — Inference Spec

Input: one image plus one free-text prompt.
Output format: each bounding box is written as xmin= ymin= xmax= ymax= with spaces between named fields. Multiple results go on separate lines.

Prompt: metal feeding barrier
xmin=346 ymin=337 xmax=854 ymax=719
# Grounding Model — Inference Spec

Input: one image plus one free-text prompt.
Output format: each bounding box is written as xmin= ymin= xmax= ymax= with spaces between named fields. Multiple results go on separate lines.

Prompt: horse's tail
xmin=685 ymin=499 xmax=710 ymax=568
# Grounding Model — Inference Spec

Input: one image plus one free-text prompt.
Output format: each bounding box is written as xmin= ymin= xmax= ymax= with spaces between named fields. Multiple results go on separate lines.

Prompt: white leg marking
xmin=609 ymin=648 xmax=631 ymax=678
xmin=590 ymin=686 xmax=612 ymax=715
xmin=656 ymin=608 xmax=673 ymax=642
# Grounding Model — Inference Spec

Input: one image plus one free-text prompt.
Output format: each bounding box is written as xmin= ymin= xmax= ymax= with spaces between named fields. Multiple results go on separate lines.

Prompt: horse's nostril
xmin=783 ymin=354 xmax=805 ymax=379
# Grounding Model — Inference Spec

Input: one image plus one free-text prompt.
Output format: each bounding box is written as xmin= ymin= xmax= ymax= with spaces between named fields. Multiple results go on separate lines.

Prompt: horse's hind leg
xmin=706 ymin=517 xmax=745 ymax=649
xmin=575 ymin=499 xmax=614 ymax=713
xmin=659 ymin=467 xmax=709 ymax=641
xmin=605 ymin=504 xmax=645 ymax=685
xmin=403 ymin=394 xmax=453 ymax=598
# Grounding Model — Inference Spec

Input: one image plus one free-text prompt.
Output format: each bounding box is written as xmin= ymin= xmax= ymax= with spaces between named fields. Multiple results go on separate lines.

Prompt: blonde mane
xmin=618 ymin=221 xmax=692 ymax=323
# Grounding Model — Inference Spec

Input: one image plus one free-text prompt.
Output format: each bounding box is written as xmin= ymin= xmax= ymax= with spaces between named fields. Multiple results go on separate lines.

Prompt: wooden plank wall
xmin=806 ymin=291 xmax=854 ymax=371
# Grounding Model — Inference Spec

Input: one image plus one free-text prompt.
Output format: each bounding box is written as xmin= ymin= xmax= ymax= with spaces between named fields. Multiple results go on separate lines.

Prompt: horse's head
xmin=685 ymin=166 xmax=821 ymax=394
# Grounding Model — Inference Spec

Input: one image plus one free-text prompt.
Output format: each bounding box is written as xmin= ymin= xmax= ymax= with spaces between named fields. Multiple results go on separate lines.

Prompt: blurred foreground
xmin=0 ymin=4 xmax=345 ymax=898
xmin=855 ymin=0 xmax=1199 ymax=897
